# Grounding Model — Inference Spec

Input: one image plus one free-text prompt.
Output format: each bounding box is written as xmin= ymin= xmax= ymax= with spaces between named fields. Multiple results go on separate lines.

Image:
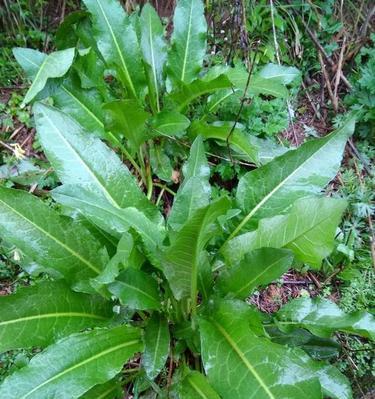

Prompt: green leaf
xmin=0 ymin=281 xmax=112 ymax=353
xmin=12 ymin=48 xmax=46 ymax=79
xmin=55 ymin=11 xmax=90 ymax=50
xmin=233 ymin=116 xmax=355 ymax=235
xmin=217 ymin=248 xmax=294 ymax=299
xmin=53 ymin=186 xmax=164 ymax=251
xmin=149 ymin=142 xmax=173 ymax=182
xmin=13 ymin=47 xmax=75 ymax=105
xmin=82 ymin=0 xmax=146 ymax=98
xmin=74 ymin=48 xmax=106 ymax=89
xmin=53 ymin=75 xmax=107 ymax=140
xmin=168 ymin=75 xmax=232 ymax=111
xmin=223 ymin=196 xmax=347 ymax=268
xmin=142 ymin=314 xmax=170 ymax=379
xmin=0 ymin=326 xmax=143 ymax=399
xmin=190 ymin=120 xmax=259 ymax=165
xmin=179 ymin=370 xmax=221 ymax=399
xmin=33 ymin=103 xmax=159 ymax=222
xmin=108 ymin=268 xmax=160 ymax=310
xmin=140 ymin=3 xmax=167 ymax=112
xmin=167 ymin=0 xmax=207 ymax=85
xmin=200 ymin=300 xmax=323 ymax=399
xmin=80 ymin=378 xmax=123 ymax=399
xmin=92 ymin=232 xmax=134 ymax=289
xmin=103 ymin=100 xmax=150 ymax=151
xmin=258 ymin=63 xmax=300 ymax=84
xmin=226 ymin=63 xmax=288 ymax=98
xmin=275 ymin=297 xmax=375 ymax=340
xmin=296 ymin=350 xmax=352 ymax=399
xmin=149 ymin=110 xmax=190 ymax=137
xmin=0 ymin=186 xmax=105 ymax=289
xmin=268 ymin=327 xmax=341 ymax=360
xmin=163 ymin=197 xmax=231 ymax=300
xmin=168 ymin=136 xmax=211 ymax=231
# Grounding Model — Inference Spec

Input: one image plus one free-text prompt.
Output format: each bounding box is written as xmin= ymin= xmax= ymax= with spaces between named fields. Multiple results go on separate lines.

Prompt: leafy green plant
xmin=0 ymin=0 xmax=374 ymax=398
xmin=344 ymin=34 xmax=375 ymax=141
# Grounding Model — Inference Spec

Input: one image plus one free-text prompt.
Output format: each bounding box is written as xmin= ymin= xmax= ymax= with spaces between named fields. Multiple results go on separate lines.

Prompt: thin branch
xmin=226 ymin=46 xmax=258 ymax=163
xmin=334 ymin=36 xmax=347 ymax=109
xmin=318 ymin=52 xmax=338 ymax=112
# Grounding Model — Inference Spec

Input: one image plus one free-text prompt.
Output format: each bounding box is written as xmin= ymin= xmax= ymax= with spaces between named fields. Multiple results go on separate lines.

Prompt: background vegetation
xmin=0 ymin=0 xmax=374 ymax=397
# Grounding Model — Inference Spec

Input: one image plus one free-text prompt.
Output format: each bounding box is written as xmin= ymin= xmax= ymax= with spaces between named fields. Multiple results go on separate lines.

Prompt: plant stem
xmin=190 ymin=256 xmax=198 ymax=329
xmin=107 ymin=132 xmax=142 ymax=177
xmin=146 ymin=163 xmax=153 ymax=200
xmin=153 ymin=182 xmax=176 ymax=196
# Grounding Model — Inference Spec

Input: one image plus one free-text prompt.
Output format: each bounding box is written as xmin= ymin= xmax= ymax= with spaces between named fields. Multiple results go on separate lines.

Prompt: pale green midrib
xmin=21 ymin=339 xmax=139 ymax=399
xmin=54 ymin=193 xmax=159 ymax=247
xmin=227 ymin=130 xmax=342 ymax=242
xmin=176 ymin=83 xmax=230 ymax=111
xmin=282 ymin=211 xmax=335 ymax=248
xmin=180 ymin=0 xmax=194 ymax=81
xmin=0 ymin=312 xmax=107 ymax=327
xmin=188 ymin=377 xmax=210 ymax=399
xmin=235 ymin=258 xmax=286 ymax=297
xmin=42 ymin=111 xmax=121 ymax=209
xmin=150 ymin=318 xmax=163 ymax=375
xmin=115 ymin=280 xmax=158 ymax=303
xmin=24 ymin=57 xmax=47 ymax=103
xmin=61 ymin=85 xmax=105 ymax=128
xmin=0 ymin=198 xmax=100 ymax=274
xmin=148 ymin=12 xmax=160 ymax=111
xmin=97 ymin=385 xmax=119 ymax=399
xmin=211 ymin=320 xmax=276 ymax=399
xmin=236 ymin=207 xmax=336 ymax=256
xmin=95 ymin=0 xmax=136 ymax=97
xmin=208 ymin=90 xmax=233 ymax=112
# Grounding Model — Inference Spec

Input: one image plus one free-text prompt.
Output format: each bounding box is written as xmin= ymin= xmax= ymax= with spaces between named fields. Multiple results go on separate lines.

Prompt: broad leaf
xmin=0 ymin=186 xmax=105 ymax=289
xmin=82 ymin=0 xmax=146 ymax=97
xmin=108 ymin=268 xmax=161 ymax=310
xmin=190 ymin=120 xmax=259 ymax=165
xmin=13 ymin=47 xmax=75 ymax=105
xmin=140 ymin=3 xmax=167 ymax=112
xmin=258 ymin=63 xmax=300 ymax=84
xmin=55 ymin=11 xmax=91 ymax=50
xmin=223 ymin=197 xmax=347 ymax=267
xmin=275 ymin=297 xmax=375 ymax=340
xmin=200 ymin=300 xmax=323 ymax=399
xmin=150 ymin=110 xmax=190 ymax=137
xmin=226 ymin=63 xmax=288 ymax=98
xmin=163 ymin=197 xmax=231 ymax=300
xmin=218 ymin=248 xmax=294 ymax=299
xmin=53 ymin=75 xmax=107 ymax=139
xmin=103 ymin=100 xmax=150 ymax=151
xmin=0 ymin=281 xmax=112 ymax=353
xmin=168 ymin=136 xmax=211 ymax=230
xmin=167 ymin=0 xmax=207 ymax=85
xmin=33 ymin=103 xmax=159 ymax=222
xmin=81 ymin=378 xmax=123 ymax=399
xmin=234 ymin=116 xmax=355 ymax=235
xmin=12 ymin=48 xmax=46 ymax=79
xmin=92 ymin=232 xmax=134 ymax=287
xmin=296 ymin=350 xmax=352 ymax=399
xmin=268 ymin=327 xmax=341 ymax=360
xmin=179 ymin=370 xmax=221 ymax=399
xmin=143 ymin=314 xmax=170 ymax=379
xmin=53 ymin=186 xmax=164 ymax=251
xmin=149 ymin=142 xmax=174 ymax=182
xmin=74 ymin=48 xmax=106 ymax=89
xmin=168 ymin=75 xmax=232 ymax=111
xmin=0 ymin=326 xmax=143 ymax=399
